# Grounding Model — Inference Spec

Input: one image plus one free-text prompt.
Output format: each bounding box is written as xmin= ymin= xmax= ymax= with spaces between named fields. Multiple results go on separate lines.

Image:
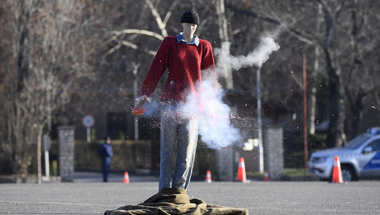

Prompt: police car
xmin=308 ymin=127 xmax=380 ymax=181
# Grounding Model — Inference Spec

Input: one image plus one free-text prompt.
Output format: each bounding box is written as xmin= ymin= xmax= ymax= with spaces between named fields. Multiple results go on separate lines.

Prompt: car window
xmin=366 ymin=139 xmax=380 ymax=152
xmin=344 ymin=134 xmax=372 ymax=149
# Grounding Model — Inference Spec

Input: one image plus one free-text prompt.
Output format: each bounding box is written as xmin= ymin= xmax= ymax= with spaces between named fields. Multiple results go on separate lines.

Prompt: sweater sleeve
xmin=140 ymin=37 xmax=171 ymax=97
xmin=201 ymin=41 xmax=217 ymax=95
xmin=201 ymin=41 xmax=216 ymax=71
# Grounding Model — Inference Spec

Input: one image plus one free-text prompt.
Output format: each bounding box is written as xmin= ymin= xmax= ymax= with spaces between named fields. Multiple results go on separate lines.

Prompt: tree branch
xmin=104 ymin=40 xmax=156 ymax=57
xmin=226 ymin=4 xmax=280 ymax=25
xmin=269 ymin=11 xmax=318 ymax=46
xmin=162 ymin=0 xmax=179 ymax=26
xmin=120 ymin=41 xmax=157 ymax=56
xmin=112 ymin=29 xmax=165 ymax=41
xmin=145 ymin=0 xmax=167 ymax=37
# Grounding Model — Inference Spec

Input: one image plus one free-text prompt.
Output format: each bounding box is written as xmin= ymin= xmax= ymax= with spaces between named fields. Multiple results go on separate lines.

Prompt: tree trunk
xmin=325 ymin=50 xmax=346 ymax=148
xmin=351 ymin=108 xmax=362 ymax=138
xmin=350 ymin=90 xmax=364 ymax=138
xmin=215 ymin=0 xmax=233 ymax=90
xmin=309 ymin=3 xmax=322 ymax=135
xmin=323 ymin=1 xmax=347 ymax=148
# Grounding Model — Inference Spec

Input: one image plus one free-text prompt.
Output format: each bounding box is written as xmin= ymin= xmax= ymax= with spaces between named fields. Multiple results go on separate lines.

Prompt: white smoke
xmin=143 ymin=100 xmax=160 ymax=116
xmin=181 ymin=35 xmax=280 ymax=149
xmin=215 ymin=36 xmax=280 ymax=72
xmin=180 ymin=80 xmax=240 ymax=149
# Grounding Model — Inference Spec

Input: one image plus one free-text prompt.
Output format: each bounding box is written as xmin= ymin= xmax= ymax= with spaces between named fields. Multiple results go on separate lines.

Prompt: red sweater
xmin=141 ymin=36 xmax=216 ymax=102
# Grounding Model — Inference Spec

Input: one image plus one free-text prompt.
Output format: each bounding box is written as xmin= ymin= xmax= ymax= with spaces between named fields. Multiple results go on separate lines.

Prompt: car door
xmin=360 ymin=139 xmax=380 ymax=179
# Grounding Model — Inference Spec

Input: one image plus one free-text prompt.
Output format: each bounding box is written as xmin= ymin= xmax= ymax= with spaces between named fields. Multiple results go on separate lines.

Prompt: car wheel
xmin=341 ymin=165 xmax=356 ymax=182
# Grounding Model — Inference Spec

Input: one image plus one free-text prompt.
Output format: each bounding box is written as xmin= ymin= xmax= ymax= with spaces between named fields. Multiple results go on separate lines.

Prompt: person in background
xmin=135 ymin=9 xmax=216 ymax=191
xmin=98 ymin=137 xmax=113 ymax=182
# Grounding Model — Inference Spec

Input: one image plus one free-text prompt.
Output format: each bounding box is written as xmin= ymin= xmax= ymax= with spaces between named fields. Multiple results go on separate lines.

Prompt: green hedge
xmin=284 ymin=133 xmax=327 ymax=168
xmin=0 ymin=138 xmax=218 ymax=176
xmin=74 ymin=140 xmax=153 ymax=171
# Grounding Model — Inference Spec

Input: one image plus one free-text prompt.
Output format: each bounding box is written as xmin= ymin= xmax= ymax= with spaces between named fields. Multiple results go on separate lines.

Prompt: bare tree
xmin=248 ymin=0 xmax=347 ymax=147
xmin=343 ymin=0 xmax=380 ymax=138
xmin=0 ymin=0 xmax=97 ymax=179
xmin=255 ymin=0 xmax=380 ymax=146
xmin=103 ymin=0 xmax=179 ymax=58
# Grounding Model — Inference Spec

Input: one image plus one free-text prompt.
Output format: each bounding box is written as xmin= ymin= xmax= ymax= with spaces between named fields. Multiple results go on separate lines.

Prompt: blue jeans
xmin=159 ymin=100 xmax=199 ymax=191
xmin=102 ymin=157 xmax=111 ymax=182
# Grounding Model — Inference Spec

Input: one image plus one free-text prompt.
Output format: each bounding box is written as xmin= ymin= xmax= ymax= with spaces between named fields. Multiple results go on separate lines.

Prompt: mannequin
xmin=134 ymin=9 xmax=216 ymax=191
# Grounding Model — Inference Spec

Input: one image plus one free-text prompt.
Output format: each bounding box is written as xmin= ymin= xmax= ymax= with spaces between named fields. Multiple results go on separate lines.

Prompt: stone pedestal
xmin=264 ymin=128 xmax=284 ymax=180
xmin=58 ymin=126 xmax=75 ymax=182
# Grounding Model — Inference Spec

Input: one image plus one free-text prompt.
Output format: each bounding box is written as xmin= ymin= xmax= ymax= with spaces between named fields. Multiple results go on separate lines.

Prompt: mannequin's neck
xmin=183 ymin=33 xmax=194 ymax=43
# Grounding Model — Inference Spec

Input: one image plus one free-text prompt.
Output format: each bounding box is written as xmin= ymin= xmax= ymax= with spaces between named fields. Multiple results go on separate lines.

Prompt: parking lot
xmin=1 ymin=178 xmax=379 ymax=215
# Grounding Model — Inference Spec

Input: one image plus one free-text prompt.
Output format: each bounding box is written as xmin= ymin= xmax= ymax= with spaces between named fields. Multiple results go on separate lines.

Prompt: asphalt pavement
xmin=73 ymin=171 xmax=159 ymax=183
xmin=0 ymin=173 xmax=379 ymax=215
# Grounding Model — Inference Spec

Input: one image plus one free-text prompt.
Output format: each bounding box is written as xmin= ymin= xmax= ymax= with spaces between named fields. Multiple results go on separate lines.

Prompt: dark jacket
xmin=98 ymin=143 xmax=113 ymax=158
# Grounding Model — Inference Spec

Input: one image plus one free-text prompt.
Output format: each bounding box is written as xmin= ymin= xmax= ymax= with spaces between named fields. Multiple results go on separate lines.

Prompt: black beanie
xmin=181 ymin=9 xmax=199 ymax=25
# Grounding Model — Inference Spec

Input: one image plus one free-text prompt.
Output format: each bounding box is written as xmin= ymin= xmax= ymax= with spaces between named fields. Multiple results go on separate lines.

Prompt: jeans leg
xmin=159 ymin=101 xmax=177 ymax=191
xmin=102 ymin=160 xmax=106 ymax=182
xmin=172 ymin=116 xmax=199 ymax=189
xmin=102 ymin=158 xmax=111 ymax=182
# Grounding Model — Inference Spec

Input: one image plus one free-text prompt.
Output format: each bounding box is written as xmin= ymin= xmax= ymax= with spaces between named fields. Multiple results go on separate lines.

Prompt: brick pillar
xmin=58 ymin=126 xmax=75 ymax=182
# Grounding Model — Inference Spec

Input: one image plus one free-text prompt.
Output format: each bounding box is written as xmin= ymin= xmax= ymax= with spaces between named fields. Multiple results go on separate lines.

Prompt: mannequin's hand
xmin=132 ymin=107 xmax=145 ymax=116
xmin=132 ymin=96 xmax=151 ymax=116
xmin=135 ymin=95 xmax=151 ymax=108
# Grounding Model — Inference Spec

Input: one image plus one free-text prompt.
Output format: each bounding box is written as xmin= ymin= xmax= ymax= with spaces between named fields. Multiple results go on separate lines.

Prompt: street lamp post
xmin=133 ymin=62 xmax=140 ymax=143
xmin=257 ymin=61 xmax=264 ymax=173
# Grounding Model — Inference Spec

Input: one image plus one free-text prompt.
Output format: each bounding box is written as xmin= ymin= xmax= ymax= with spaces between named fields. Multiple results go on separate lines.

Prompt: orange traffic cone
xmin=332 ymin=156 xmax=343 ymax=183
xmin=123 ymin=172 xmax=130 ymax=183
xmin=237 ymin=157 xmax=247 ymax=182
xmin=264 ymin=171 xmax=269 ymax=182
xmin=205 ymin=170 xmax=212 ymax=183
